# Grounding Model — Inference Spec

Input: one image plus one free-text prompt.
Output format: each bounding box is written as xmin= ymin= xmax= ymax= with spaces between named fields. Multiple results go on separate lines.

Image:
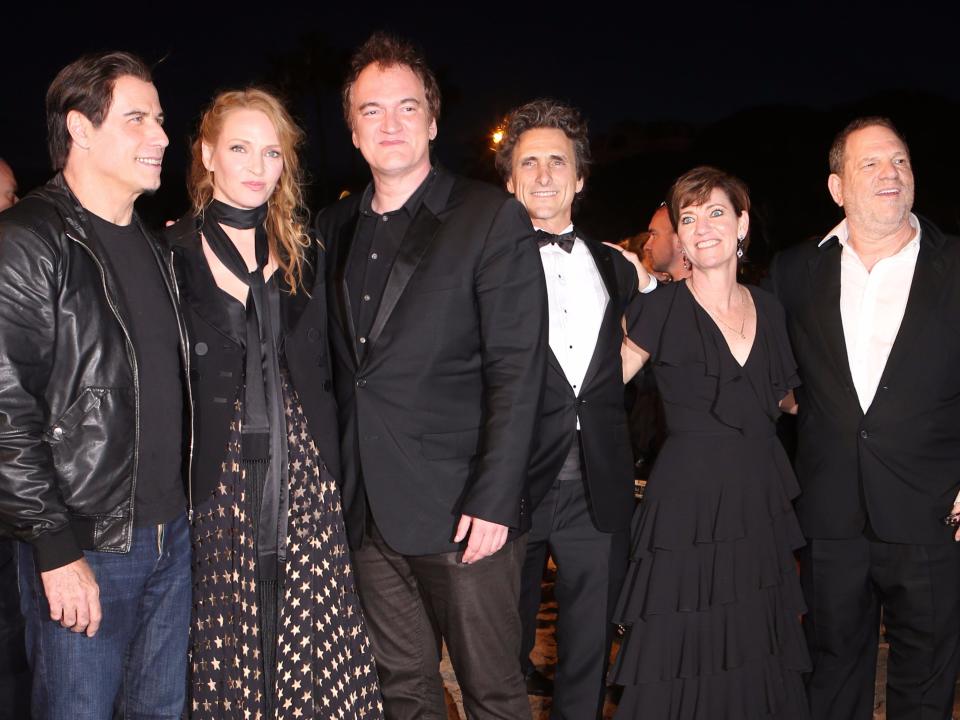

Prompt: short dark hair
xmin=668 ymin=166 xmax=752 ymax=251
xmin=341 ymin=32 xmax=441 ymax=129
xmin=828 ymin=116 xmax=908 ymax=175
xmin=494 ymin=99 xmax=591 ymax=184
xmin=46 ymin=51 xmax=153 ymax=171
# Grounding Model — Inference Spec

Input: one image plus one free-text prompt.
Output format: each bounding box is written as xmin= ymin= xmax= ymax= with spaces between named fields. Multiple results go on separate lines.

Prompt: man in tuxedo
xmin=769 ymin=116 xmax=960 ymax=719
xmin=314 ymin=33 xmax=547 ymax=719
xmin=496 ymin=99 xmax=655 ymax=719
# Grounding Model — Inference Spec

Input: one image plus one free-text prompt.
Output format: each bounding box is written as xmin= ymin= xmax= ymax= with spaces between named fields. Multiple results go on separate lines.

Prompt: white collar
xmin=818 ymin=213 xmax=921 ymax=250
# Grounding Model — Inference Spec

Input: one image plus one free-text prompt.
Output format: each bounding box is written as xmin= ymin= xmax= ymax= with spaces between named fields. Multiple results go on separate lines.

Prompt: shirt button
xmin=371 ymin=252 xmax=378 ymax=260
xmin=382 ymin=215 xmax=389 ymax=222
xmin=359 ymin=337 xmax=367 ymax=344
xmin=363 ymin=294 xmax=371 ymax=302
xmin=860 ymin=430 xmax=869 ymax=439
xmin=356 ymin=377 xmax=367 ymax=388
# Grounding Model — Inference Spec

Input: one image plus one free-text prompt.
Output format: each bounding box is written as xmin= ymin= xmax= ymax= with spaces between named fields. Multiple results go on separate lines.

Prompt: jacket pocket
xmin=45 ymin=387 xmax=111 ymax=442
xmin=421 ymin=428 xmax=481 ymax=460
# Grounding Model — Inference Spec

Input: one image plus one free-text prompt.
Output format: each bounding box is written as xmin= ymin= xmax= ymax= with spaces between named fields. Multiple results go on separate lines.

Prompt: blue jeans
xmin=18 ymin=512 xmax=191 ymax=720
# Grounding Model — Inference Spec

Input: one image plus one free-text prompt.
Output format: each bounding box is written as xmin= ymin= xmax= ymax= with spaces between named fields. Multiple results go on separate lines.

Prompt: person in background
xmin=0 ymin=158 xmax=18 ymax=211
xmin=644 ymin=202 xmax=690 ymax=282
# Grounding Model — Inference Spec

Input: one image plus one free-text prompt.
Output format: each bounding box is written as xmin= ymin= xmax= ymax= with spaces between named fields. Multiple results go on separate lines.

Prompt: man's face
xmin=79 ymin=75 xmax=168 ymax=200
xmin=829 ymin=125 xmax=914 ymax=235
xmin=506 ymin=127 xmax=583 ymax=235
xmin=0 ymin=161 xmax=17 ymax=212
xmin=645 ymin=206 xmax=679 ymax=273
xmin=350 ymin=63 xmax=436 ymax=180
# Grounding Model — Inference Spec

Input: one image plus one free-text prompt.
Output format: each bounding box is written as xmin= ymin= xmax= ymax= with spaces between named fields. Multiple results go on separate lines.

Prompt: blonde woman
xmin=165 ymin=88 xmax=382 ymax=719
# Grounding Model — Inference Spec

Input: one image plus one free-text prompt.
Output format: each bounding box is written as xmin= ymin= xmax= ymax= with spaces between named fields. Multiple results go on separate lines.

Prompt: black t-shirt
xmin=88 ymin=213 xmax=185 ymax=525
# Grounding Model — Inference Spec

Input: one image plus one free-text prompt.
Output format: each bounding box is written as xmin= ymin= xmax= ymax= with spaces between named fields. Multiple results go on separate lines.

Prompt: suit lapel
xmin=332 ymin=213 xmax=360 ymax=363
xmin=365 ymin=170 xmax=454 ymax=351
xmin=809 ymin=238 xmax=856 ymax=396
xmin=874 ymin=230 xmax=946 ymax=394
xmin=579 ymin=240 xmax=617 ymax=391
xmin=366 ymin=206 xmax=441 ymax=349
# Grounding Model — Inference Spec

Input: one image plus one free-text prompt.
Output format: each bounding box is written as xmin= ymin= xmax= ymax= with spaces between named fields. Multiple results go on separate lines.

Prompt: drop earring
xmin=736 ymin=236 xmax=744 ymax=259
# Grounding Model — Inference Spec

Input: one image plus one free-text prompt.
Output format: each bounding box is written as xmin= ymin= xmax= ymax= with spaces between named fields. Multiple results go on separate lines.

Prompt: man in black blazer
xmin=314 ymin=34 xmax=547 ymax=720
xmin=496 ymin=99 xmax=655 ymax=719
xmin=769 ymin=116 xmax=960 ymax=719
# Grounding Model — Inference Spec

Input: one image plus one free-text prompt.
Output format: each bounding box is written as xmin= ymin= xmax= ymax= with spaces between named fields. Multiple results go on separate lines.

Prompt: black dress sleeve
xmin=624 ymin=282 xmax=681 ymax=359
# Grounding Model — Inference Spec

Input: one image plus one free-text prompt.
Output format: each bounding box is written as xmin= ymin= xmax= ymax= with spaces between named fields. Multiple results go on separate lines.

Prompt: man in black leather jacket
xmin=0 ymin=51 xmax=191 ymax=719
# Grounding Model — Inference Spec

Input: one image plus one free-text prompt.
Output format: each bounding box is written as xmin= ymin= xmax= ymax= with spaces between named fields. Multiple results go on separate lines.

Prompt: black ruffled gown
xmin=611 ymin=282 xmax=811 ymax=720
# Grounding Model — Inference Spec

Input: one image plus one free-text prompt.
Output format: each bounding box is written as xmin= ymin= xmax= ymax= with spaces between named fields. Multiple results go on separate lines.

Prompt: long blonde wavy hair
xmin=188 ymin=88 xmax=310 ymax=293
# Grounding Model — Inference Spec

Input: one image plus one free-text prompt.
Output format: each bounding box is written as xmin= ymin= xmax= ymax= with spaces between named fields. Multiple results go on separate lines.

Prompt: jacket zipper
xmin=165 ymin=252 xmax=195 ymax=521
xmin=67 ymin=232 xmax=140 ymax=544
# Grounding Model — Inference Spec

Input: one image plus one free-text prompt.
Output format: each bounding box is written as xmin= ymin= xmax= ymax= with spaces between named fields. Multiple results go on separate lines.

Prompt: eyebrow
xmin=358 ymin=98 xmax=421 ymax=112
xmin=123 ymin=109 xmax=164 ymax=122
xmin=520 ymin=153 xmax=568 ymax=163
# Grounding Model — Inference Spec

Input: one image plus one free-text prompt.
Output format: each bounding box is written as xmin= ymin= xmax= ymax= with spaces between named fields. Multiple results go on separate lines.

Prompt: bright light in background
xmin=491 ymin=129 xmax=504 ymax=145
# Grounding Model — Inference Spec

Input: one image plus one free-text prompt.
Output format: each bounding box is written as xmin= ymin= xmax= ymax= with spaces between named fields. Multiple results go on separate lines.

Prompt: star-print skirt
xmin=189 ymin=373 xmax=384 ymax=719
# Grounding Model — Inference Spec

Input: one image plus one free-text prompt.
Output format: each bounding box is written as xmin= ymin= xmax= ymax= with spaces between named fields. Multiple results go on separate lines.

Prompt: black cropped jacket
xmin=164 ymin=214 xmax=340 ymax=506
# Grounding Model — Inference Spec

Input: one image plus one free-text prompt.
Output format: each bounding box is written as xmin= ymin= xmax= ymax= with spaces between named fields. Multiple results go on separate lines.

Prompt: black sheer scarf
xmin=202 ymin=199 xmax=288 ymax=580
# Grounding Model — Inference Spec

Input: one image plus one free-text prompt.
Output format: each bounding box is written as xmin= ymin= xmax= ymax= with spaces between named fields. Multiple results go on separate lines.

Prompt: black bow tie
xmin=536 ymin=229 xmax=576 ymax=253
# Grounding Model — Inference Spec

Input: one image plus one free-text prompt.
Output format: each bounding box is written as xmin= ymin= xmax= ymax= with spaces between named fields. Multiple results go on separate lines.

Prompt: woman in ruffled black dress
xmin=166 ymin=88 xmax=382 ymax=720
xmin=613 ymin=167 xmax=810 ymax=719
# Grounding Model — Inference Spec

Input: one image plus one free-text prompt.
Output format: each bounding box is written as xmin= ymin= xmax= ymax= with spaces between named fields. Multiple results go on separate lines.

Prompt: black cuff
xmin=30 ymin=524 xmax=83 ymax=572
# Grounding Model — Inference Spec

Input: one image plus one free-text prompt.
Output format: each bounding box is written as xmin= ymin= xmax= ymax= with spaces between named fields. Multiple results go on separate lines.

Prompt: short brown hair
xmin=494 ymin=99 xmax=591 ymax=185
xmin=46 ymin=51 xmax=153 ymax=171
xmin=668 ymin=166 xmax=751 ymax=250
xmin=828 ymin=116 xmax=908 ymax=175
xmin=341 ymin=32 xmax=441 ymax=129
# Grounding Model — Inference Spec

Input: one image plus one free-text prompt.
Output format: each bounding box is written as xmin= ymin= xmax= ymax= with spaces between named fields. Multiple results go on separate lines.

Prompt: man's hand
xmin=40 ymin=557 xmax=101 ymax=637
xmin=454 ymin=515 xmax=509 ymax=564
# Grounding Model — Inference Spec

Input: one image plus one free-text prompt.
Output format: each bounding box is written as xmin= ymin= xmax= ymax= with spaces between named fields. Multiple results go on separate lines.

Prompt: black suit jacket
xmin=165 ymin=215 xmax=340 ymax=505
xmin=526 ymin=235 xmax=638 ymax=533
xmin=315 ymin=169 xmax=548 ymax=554
xmin=769 ymin=216 xmax=960 ymax=544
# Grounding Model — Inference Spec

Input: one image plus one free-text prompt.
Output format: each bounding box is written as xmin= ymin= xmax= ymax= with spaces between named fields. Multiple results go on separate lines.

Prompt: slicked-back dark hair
xmin=46 ymin=50 xmax=153 ymax=171
xmin=494 ymin=99 xmax=591 ymax=185
xmin=341 ymin=32 xmax=441 ymax=129
xmin=828 ymin=116 xmax=909 ymax=175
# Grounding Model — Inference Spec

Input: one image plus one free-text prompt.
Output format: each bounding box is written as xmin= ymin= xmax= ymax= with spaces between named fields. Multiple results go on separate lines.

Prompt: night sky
xmin=3 ymin=2 xmax=958 ymax=257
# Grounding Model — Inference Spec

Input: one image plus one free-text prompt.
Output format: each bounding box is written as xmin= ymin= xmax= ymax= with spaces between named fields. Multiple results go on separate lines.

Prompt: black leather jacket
xmin=0 ymin=174 xmax=191 ymax=571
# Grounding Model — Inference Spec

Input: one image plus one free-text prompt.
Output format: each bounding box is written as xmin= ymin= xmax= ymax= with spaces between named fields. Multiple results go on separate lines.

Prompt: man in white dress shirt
xmin=769 ymin=116 xmax=960 ymax=719
xmin=496 ymin=99 xmax=655 ymax=719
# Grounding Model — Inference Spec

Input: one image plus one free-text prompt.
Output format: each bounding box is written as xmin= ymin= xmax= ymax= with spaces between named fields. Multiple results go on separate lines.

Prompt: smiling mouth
xmin=136 ymin=157 xmax=162 ymax=167
xmin=695 ymin=239 xmax=721 ymax=249
xmin=530 ymin=191 xmax=558 ymax=197
xmin=876 ymin=187 xmax=901 ymax=197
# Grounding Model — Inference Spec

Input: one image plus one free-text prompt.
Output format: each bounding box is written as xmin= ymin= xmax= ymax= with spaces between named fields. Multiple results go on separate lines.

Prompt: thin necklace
xmin=688 ymin=281 xmax=747 ymax=339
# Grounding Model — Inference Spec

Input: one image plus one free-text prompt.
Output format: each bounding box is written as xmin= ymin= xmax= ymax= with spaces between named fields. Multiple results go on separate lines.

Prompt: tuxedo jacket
xmin=526 ymin=235 xmax=639 ymax=533
xmin=315 ymin=169 xmax=548 ymax=554
xmin=769 ymin=216 xmax=960 ymax=544
xmin=164 ymin=214 xmax=341 ymax=505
